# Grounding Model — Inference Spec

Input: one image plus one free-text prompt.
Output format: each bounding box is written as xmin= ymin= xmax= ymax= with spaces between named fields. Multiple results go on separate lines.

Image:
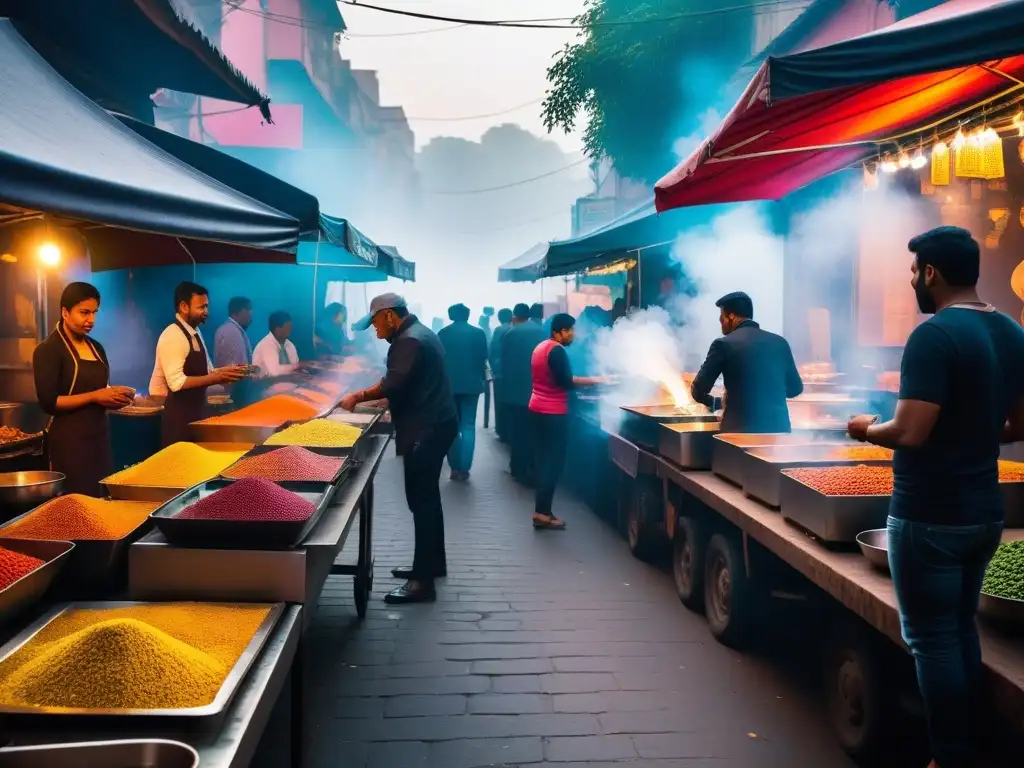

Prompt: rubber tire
xmin=703 ymin=532 xmax=752 ymax=649
xmin=825 ymin=640 xmax=886 ymax=758
xmin=673 ymin=516 xmax=704 ymax=612
xmin=625 ymin=488 xmax=657 ymax=562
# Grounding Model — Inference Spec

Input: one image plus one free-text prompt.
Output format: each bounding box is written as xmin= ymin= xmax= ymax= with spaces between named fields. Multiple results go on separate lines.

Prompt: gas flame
xmin=648 ymin=365 xmax=696 ymax=410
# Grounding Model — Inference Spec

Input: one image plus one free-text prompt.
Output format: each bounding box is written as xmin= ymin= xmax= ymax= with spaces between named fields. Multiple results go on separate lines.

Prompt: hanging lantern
xmin=911 ymin=149 xmax=927 ymax=170
xmin=897 ymin=151 xmax=911 ymax=169
xmin=955 ymin=129 xmax=984 ymax=178
xmin=879 ymin=154 xmax=899 ymax=174
xmin=981 ymin=128 xmax=1005 ymax=180
xmin=931 ymin=141 xmax=950 ymax=186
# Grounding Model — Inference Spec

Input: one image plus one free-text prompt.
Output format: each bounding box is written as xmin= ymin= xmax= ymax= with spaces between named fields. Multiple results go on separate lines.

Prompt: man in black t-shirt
xmin=848 ymin=226 xmax=1024 ymax=768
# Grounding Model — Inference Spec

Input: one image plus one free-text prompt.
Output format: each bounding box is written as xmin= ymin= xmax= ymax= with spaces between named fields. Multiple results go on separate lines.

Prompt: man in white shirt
xmin=252 ymin=310 xmax=301 ymax=379
xmin=150 ymin=281 xmax=245 ymax=445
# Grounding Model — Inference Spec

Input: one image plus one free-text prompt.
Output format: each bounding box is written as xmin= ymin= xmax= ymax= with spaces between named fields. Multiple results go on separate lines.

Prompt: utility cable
xmin=423 ymin=159 xmax=589 ymax=195
xmin=394 ymin=99 xmax=544 ymax=122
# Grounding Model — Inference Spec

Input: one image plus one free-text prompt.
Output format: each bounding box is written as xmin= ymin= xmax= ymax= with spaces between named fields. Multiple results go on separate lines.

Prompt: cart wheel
xmin=673 ymin=516 xmax=704 ymax=612
xmin=825 ymin=637 xmax=887 ymax=757
xmin=623 ymin=479 xmax=660 ymax=561
xmin=354 ymin=573 xmax=369 ymax=619
xmin=703 ymin=533 xmax=752 ymax=649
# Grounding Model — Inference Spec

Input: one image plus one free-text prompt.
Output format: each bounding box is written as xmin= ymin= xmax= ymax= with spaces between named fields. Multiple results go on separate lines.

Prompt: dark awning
xmin=0 ymin=1 xmax=269 ymax=122
xmin=0 ymin=19 xmax=300 ymax=270
xmin=498 ymin=243 xmax=548 ymax=283
xmin=378 ymin=246 xmax=417 ymax=282
xmin=655 ymin=0 xmax=1024 ymax=211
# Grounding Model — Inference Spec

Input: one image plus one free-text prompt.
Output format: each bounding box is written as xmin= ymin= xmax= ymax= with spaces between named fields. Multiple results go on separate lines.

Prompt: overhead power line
xmin=345 ymin=24 xmax=470 ymax=38
xmin=397 ymin=99 xmax=544 ymax=123
xmin=424 ymin=159 xmax=589 ymax=195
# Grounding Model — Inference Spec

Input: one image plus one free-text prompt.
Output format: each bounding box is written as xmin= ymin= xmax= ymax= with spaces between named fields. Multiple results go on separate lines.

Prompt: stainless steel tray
xmin=189 ymin=401 xmax=331 ymax=444
xmin=778 ymin=471 xmax=890 ymax=544
xmin=855 ymin=528 xmax=890 ymax=573
xmin=221 ymin=445 xmax=351 ymax=483
xmin=0 ymin=739 xmax=198 ymax=767
xmin=657 ymin=422 xmax=719 ymax=470
xmin=0 ymin=432 xmax=44 ymax=457
xmin=711 ymin=431 xmax=848 ymax=486
xmin=0 ymin=508 xmax=150 ymax=591
xmin=150 ymin=479 xmax=335 ymax=549
xmin=741 ymin=445 xmax=892 ymax=509
xmin=978 ymin=592 xmax=1024 ymax=631
xmin=0 ymin=600 xmax=283 ymax=718
xmin=102 ymin=443 xmax=253 ymax=503
xmin=0 ymin=539 xmax=74 ymax=623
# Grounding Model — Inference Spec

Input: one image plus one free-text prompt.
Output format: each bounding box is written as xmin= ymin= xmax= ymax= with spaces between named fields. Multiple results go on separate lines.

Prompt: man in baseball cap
xmin=341 ymin=293 xmax=458 ymax=604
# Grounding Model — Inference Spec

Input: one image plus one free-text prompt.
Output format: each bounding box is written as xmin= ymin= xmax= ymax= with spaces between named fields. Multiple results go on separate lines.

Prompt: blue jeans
xmin=447 ymin=394 xmax=480 ymax=473
xmin=887 ymin=516 xmax=1002 ymax=768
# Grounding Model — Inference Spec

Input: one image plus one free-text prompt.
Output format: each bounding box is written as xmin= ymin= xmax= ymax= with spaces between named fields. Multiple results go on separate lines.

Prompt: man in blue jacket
xmin=489 ymin=307 xmax=514 ymax=439
xmin=438 ymin=303 xmax=488 ymax=480
xmin=501 ymin=303 xmax=547 ymax=484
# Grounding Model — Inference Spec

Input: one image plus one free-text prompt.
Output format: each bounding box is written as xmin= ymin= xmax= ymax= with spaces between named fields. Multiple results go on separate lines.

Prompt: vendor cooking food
xmin=150 ymin=281 xmax=246 ymax=446
xmin=32 ymin=282 xmax=135 ymax=496
xmin=690 ymin=291 xmax=803 ymax=433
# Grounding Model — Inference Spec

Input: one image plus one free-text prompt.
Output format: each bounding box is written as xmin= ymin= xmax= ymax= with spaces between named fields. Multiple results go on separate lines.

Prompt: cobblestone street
xmin=304 ymin=429 xmax=856 ymax=767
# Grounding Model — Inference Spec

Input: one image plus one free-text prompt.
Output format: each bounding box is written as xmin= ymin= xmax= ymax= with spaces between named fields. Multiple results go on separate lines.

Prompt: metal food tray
xmin=0 ymin=539 xmax=74 ymax=623
xmin=657 ymin=422 xmax=720 ymax=470
xmin=778 ymin=470 xmax=890 ymax=544
xmin=188 ymin=402 xmax=331 ymax=445
xmin=0 ymin=739 xmax=199 ymax=767
xmin=221 ymin=444 xmax=352 ymax=483
xmin=855 ymin=529 xmax=890 ymax=573
xmin=0 ymin=600 xmax=283 ymax=719
xmin=741 ymin=444 xmax=892 ymax=509
xmin=978 ymin=592 xmax=1024 ymax=631
xmin=0 ymin=508 xmax=150 ymax=590
xmin=150 ymin=479 xmax=335 ymax=549
xmin=711 ymin=430 xmax=848 ymax=486
xmin=102 ymin=443 xmax=253 ymax=503
xmin=0 ymin=432 xmax=44 ymax=456
xmin=619 ymin=404 xmax=717 ymax=450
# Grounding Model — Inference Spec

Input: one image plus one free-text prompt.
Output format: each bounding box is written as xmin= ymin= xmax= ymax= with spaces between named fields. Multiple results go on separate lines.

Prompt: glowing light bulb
xmin=1015 ymin=112 xmax=1024 ymax=137
xmin=911 ymin=150 xmax=928 ymax=169
xmin=981 ymin=127 xmax=1000 ymax=146
xmin=897 ymin=152 xmax=911 ymax=169
xmin=38 ymin=242 xmax=60 ymax=267
xmin=932 ymin=141 xmax=948 ymax=155
xmin=879 ymin=156 xmax=899 ymax=174
xmin=952 ymin=129 xmax=967 ymax=150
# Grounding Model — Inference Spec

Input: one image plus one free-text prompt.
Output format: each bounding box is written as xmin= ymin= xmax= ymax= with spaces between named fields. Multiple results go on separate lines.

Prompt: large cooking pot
xmin=0 ymin=470 xmax=64 ymax=509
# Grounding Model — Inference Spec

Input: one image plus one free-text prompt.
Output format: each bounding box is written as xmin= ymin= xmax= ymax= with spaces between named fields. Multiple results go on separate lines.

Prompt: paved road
xmin=304 ymin=429 xmax=857 ymax=767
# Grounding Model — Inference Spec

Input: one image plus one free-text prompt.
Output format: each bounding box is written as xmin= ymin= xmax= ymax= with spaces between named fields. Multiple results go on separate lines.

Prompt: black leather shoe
xmin=384 ymin=582 xmax=436 ymax=604
xmin=391 ymin=566 xmax=447 ymax=579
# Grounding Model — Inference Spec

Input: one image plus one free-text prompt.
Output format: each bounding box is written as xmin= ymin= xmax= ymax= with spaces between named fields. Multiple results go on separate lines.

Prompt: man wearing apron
xmin=149 ymin=282 xmax=245 ymax=446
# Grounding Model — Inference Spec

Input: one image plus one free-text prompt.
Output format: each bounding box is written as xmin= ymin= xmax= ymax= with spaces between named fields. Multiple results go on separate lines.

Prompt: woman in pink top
xmin=528 ymin=314 xmax=605 ymax=530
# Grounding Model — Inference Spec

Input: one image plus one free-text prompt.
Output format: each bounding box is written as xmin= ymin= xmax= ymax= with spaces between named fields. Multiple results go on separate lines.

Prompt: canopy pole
xmin=176 ymin=238 xmax=197 ymax=281
xmin=636 ymin=248 xmax=642 ymax=310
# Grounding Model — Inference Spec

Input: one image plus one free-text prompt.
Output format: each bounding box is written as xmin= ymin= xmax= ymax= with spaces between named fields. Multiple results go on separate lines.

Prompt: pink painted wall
xmin=219 ymin=0 xmax=268 ymax=91
xmin=266 ymin=0 xmax=304 ymax=61
xmin=202 ymin=102 xmax=305 ymax=149
xmin=796 ymin=0 xmax=895 ymax=53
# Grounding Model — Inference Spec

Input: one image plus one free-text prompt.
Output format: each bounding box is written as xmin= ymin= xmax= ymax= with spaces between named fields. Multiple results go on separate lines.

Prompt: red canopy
xmin=655 ymin=0 xmax=1024 ymax=212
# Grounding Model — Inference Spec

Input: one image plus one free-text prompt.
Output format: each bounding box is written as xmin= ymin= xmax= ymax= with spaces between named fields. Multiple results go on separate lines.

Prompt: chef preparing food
xmin=690 ymin=291 xmax=803 ymax=433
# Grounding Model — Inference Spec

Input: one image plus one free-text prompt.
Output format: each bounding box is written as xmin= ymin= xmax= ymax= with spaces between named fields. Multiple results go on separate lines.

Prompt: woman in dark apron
xmin=32 ymin=283 xmax=134 ymax=496
xmin=160 ymin=319 xmax=212 ymax=446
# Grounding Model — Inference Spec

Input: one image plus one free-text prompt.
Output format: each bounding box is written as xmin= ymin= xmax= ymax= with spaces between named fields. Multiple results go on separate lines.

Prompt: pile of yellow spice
xmin=104 ymin=443 xmax=245 ymax=488
xmin=0 ymin=602 xmax=271 ymax=710
xmin=265 ymin=419 xmax=362 ymax=448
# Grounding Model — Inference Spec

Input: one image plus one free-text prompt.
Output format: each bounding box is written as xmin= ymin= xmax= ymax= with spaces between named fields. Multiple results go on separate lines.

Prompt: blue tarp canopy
xmin=379 ymin=245 xmax=416 ymax=282
xmin=497 ymin=242 xmax=547 ymax=283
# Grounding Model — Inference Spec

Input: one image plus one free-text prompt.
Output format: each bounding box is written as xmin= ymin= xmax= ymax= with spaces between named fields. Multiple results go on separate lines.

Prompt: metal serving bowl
xmin=0 ymin=471 xmax=65 ymax=508
xmin=979 ymin=592 xmax=1024 ymax=632
xmin=856 ymin=528 xmax=890 ymax=573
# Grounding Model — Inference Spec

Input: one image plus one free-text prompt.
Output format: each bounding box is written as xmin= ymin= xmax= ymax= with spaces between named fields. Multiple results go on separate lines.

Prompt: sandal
xmin=533 ymin=515 xmax=566 ymax=530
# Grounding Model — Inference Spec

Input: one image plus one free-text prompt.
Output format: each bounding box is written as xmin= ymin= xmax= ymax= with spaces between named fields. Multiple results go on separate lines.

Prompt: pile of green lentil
xmin=982 ymin=540 xmax=1024 ymax=601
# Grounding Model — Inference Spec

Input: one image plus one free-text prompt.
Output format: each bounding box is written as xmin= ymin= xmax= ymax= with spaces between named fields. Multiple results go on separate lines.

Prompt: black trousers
xmin=531 ymin=412 xmax=569 ymax=517
xmin=508 ymin=404 xmax=534 ymax=484
xmin=403 ymin=418 xmax=458 ymax=583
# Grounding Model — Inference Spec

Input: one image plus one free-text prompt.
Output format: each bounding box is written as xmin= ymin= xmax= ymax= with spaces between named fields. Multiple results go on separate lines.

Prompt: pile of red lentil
xmin=785 ymin=465 xmax=894 ymax=496
xmin=222 ymin=446 xmax=343 ymax=483
xmin=0 ymin=547 xmax=45 ymax=590
xmin=178 ymin=478 xmax=315 ymax=522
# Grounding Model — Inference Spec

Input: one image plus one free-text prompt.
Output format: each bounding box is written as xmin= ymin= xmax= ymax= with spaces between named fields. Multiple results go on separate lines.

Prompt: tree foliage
xmin=542 ymin=0 xmax=756 ymax=183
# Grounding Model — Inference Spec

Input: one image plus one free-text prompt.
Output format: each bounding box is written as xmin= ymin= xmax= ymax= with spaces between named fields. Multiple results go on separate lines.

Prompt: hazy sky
xmin=339 ymin=0 xmax=587 ymax=152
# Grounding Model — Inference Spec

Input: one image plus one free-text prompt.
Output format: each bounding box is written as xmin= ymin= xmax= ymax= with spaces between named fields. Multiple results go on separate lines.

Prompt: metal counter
xmin=128 ymin=434 xmax=391 ymax=625
xmin=1 ymin=604 xmax=302 ymax=768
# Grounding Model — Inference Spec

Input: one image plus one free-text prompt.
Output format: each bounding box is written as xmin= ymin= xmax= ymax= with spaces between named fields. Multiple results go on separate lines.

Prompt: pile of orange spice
xmin=998 ymin=460 xmax=1024 ymax=482
xmin=825 ymin=446 xmax=893 ymax=462
xmin=786 ymin=465 xmax=894 ymax=496
xmin=197 ymin=395 xmax=320 ymax=428
xmin=2 ymin=495 xmax=157 ymax=540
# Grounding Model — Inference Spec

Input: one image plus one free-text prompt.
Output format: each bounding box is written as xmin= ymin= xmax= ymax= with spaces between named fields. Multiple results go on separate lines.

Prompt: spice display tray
xmin=150 ymin=479 xmax=336 ymax=549
xmin=101 ymin=443 xmax=254 ymax=503
xmin=657 ymin=422 xmax=719 ymax=470
xmin=778 ymin=471 xmax=890 ymax=544
xmin=0 ymin=539 xmax=74 ymax=623
xmin=0 ymin=509 xmax=150 ymax=592
xmin=979 ymin=592 xmax=1024 ymax=631
xmin=740 ymin=445 xmax=892 ymax=509
xmin=0 ymin=600 xmax=284 ymax=719
xmin=189 ymin=406 xmax=332 ymax=445
xmin=0 ymin=738 xmax=199 ymax=767
xmin=711 ymin=431 xmax=847 ymax=486
xmin=221 ymin=445 xmax=352 ymax=482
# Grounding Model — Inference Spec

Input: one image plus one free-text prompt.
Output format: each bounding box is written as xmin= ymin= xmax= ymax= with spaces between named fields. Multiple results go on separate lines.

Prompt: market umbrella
xmin=655 ymin=0 xmax=1024 ymax=212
